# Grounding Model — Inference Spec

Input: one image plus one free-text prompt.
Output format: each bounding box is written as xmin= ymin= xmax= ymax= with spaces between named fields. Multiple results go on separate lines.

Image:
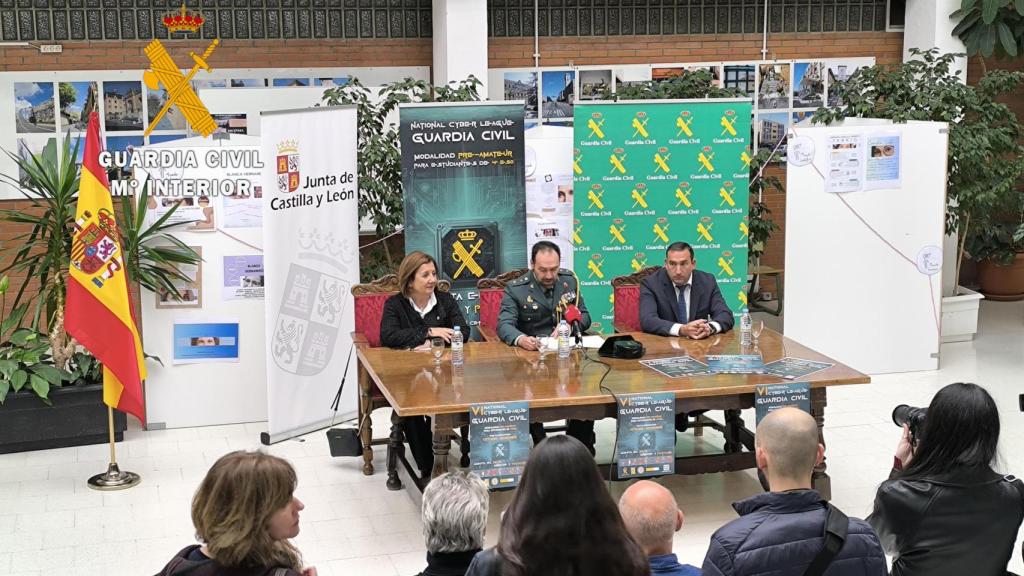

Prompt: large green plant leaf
xmin=29 ymin=363 xmax=66 ymax=385
xmin=10 ymin=369 xmax=27 ymax=392
xmin=29 ymin=374 xmax=51 ymax=404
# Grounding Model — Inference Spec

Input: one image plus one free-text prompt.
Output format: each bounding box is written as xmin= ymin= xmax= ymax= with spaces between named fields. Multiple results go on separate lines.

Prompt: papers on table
xmin=639 ymin=354 xmax=832 ymax=379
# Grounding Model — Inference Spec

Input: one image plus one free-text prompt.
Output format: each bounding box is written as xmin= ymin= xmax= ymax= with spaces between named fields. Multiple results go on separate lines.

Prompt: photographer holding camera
xmin=867 ymin=383 xmax=1024 ymax=576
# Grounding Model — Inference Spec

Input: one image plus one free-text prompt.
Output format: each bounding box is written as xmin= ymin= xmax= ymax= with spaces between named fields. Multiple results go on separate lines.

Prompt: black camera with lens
xmin=892 ymin=404 xmax=928 ymax=445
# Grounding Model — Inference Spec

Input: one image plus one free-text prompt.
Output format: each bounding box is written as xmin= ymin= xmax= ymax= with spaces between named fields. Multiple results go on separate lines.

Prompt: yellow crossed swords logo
xmin=718 ymin=255 xmax=736 ymax=277
xmin=631 ymin=187 xmax=648 ymax=209
xmin=719 ymin=185 xmax=736 ymax=207
xmin=609 ymin=152 xmax=628 ymax=174
xmin=609 ymin=223 xmax=627 ymax=244
xmin=739 ymin=221 xmax=749 ymax=239
xmin=741 ymin=149 xmax=752 ymax=167
xmin=572 ymin=222 xmax=583 ymax=245
xmin=653 ymin=152 xmax=671 ymax=173
xmin=738 ymin=291 xmax=748 ymax=306
xmin=451 ymin=236 xmax=484 ymax=279
xmin=588 ymin=188 xmax=604 ymax=210
xmin=632 ymin=115 xmax=649 ymax=138
xmin=676 ymin=114 xmax=694 ymax=137
xmin=573 ymin=152 xmax=583 ymax=175
xmin=653 ymin=221 xmax=670 ymax=243
xmin=675 ymin=185 xmax=692 ymax=208
xmin=588 ymin=117 xmax=606 ymax=139
xmin=697 ymin=221 xmax=714 ymax=242
xmin=631 ymin=254 xmax=648 ymax=272
xmin=721 ymin=115 xmax=738 ymax=137
xmin=587 ymin=257 xmax=605 ymax=279
xmin=143 ymin=38 xmax=220 ymax=137
xmin=698 ymin=150 xmax=716 ymax=173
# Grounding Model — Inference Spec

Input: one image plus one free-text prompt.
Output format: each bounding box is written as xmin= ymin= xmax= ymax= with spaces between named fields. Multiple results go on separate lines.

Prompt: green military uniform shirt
xmin=497 ymin=269 xmax=592 ymax=346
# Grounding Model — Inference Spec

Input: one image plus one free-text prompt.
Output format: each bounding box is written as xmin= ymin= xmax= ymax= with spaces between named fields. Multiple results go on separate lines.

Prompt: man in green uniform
xmin=497 ymin=240 xmax=595 ymax=452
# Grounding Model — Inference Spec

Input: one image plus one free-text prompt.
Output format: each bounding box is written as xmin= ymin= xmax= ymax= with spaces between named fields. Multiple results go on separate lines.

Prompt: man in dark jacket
xmin=701 ymin=408 xmax=887 ymax=576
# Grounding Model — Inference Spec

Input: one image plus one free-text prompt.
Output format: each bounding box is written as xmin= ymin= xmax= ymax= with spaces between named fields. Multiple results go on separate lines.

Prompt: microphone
xmin=564 ymin=304 xmax=584 ymax=346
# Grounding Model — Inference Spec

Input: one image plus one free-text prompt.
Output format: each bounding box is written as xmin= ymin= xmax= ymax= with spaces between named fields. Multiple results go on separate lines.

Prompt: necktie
xmin=677 ymin=284 xmax=688 ymax=324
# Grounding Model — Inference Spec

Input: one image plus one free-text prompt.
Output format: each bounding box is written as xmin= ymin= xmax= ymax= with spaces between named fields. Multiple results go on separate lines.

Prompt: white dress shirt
xmin=408 ymin=292 xmax=437 ymax=319
xmin=670 ymin=277 xmax=721 ymax=337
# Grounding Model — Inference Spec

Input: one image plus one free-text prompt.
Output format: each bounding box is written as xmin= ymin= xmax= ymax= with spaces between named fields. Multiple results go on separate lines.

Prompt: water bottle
xmin=557 ymin=319 xmax=570 ymax=359
xmin=739 ymin=308 xmax=752 ymax=347
xmin=451 ymin=325 xmax=464 ymax=366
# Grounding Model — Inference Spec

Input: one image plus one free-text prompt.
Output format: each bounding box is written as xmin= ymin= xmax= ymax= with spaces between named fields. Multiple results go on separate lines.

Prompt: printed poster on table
xmin=705 ymin=354 xmax=765 ymax=374
xmin=639 ymin=355 xmax=711 ymax=378
xmin=616 ymin=392 xmax=676 ymax=479
xmin=470 ymin=401 xmax=531 ymax=489
xmin=222 ymin=255 xmax=265 ymax=300
xmin=573 ymin=100 xmax=752 ymax=333
xmin=400 ymin=103 xmax=526 ymax=339
xmin=755 ymin=382 xmax=811 ymax=424
xmin=761 ymin=357 xmax=834 ymax=380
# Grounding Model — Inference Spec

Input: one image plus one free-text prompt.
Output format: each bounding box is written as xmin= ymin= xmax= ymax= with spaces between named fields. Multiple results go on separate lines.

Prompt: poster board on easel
xmin=784 ymin=119 xmax=947 ymax=374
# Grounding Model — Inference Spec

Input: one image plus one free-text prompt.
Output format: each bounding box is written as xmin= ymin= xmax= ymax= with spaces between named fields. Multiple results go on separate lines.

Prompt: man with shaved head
xmin=701 ymin=408 xmax=887 ymax=576
xmin=619 ymin=480 xmax=700 ymax=576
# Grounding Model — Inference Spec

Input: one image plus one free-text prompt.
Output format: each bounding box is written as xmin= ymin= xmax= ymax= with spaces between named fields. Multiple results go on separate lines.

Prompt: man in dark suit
xmin=640 ymin=241 xmax=734 ymax=338
xmin=640 ymin=241 xmax=735 ymax=433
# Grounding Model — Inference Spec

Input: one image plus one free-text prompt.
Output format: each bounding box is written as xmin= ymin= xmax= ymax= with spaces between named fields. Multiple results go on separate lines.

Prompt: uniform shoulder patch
xmin=509 ymin=273 xmax=531 ymax=287
xmin=558 ymin=268 xmax=575 ymax=276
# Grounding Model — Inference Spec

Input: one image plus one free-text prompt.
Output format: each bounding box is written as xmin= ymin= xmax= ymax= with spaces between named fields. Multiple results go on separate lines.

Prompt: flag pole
xmin=87 ymin=406 xmax=141 ymax=490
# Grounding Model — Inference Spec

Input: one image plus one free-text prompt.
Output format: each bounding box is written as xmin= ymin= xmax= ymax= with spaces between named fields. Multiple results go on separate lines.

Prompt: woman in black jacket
xmin=465 ymin=435 xmax=650 ymax=576
xmin=867 ymin=382 xmax=1024 ymax=576
xmin=380 ymin=251 xmax=468 ymax=476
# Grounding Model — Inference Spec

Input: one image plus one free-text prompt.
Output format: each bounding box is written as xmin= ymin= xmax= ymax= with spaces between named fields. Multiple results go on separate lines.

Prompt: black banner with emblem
xmin=400 ymin=103 xmax=527 ymax=338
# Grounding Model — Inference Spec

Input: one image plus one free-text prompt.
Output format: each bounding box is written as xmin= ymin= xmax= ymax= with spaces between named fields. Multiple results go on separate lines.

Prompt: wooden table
xmin=356 ymin=329 xmax=869 ymax=499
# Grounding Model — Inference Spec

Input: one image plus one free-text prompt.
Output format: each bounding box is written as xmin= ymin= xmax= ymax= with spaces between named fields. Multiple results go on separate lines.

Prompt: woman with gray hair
xmin=417 ymin=471 xmax=489 ymax=576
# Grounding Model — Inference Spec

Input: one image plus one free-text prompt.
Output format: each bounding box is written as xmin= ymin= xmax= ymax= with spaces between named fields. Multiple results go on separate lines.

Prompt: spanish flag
xmin=65 ymin=112 xmax=147 ymax=425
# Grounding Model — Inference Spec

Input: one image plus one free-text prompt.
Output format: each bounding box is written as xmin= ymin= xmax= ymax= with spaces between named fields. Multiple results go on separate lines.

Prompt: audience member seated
xmin=155 ymin=451 xmax=316 ymax=576
xmin=380 ymin=251 xmax=469 ymax=477
xmin=465 ymin=435 xmax=650 ymax=576
xmin=702 ymin=408 xmax=886 ymax=576
xmin=867 ymin=382 xmax=1024 ymax=576
xmin=619 ymin=480 xmax=700 ymax=576
xmin=417 ymin=471 xmax=489 ymax=576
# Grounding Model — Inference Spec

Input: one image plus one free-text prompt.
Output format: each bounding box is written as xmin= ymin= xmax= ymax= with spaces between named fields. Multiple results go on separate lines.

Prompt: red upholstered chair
xmin=351 ymin=275 xmax=467 ymax=476
xmin=476 ymin=268 xmax=530 ymax=342
xmin=611 ymin=266 xmax=660 ymax=333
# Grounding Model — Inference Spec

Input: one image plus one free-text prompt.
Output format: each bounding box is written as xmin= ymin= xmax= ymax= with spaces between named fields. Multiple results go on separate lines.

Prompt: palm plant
xmin=0 ymin=136 xmax=201 ymax=372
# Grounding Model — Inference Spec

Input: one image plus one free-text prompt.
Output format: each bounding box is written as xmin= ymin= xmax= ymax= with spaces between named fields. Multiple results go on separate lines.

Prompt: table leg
xmin=811 ymin=388 xmax=831 ymax=500
xmin=431 ymin=413 xmax=453 ymax=480
xmin=386 ymin=411 xmax=404 ymax=491
xmin=724 ymin=409 xmax=744 ymax=454
xmin=358 ymin=364 xmax=374 ymax=476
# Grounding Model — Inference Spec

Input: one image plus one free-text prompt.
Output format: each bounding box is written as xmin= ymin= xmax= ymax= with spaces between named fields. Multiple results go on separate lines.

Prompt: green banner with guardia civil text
xmin=573 ymin=100 xmax=752 ymax=333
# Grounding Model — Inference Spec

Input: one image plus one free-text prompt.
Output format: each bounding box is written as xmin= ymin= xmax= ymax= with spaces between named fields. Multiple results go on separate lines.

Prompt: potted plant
xmin=815 ymin=48 xmax=1024 ymax=341
xmin=0 ymin=136 xmax=200 ymax=452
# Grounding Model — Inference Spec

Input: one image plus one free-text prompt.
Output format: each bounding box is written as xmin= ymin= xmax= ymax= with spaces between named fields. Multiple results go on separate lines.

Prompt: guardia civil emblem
xmin=276 ymin=139 xmax=300 ymax=194
xmin=438 ymin=223 xmax=498 ymax=287
xmin=71 ymin=208 xmax=123 ymax=288
xmin=272 ymin=263 xmax=348 ymax=375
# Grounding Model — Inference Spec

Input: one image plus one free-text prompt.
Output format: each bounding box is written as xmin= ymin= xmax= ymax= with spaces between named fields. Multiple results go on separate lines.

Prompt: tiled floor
xmin=2 ymin=300 xmax=1023 ymax=575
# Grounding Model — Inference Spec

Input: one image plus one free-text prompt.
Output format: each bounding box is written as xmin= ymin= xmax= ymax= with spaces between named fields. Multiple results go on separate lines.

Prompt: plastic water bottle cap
xmin=454 ymin=326 xmax=460 ymax=331
xmin=741 ymin=307 xmax=749 ymax=313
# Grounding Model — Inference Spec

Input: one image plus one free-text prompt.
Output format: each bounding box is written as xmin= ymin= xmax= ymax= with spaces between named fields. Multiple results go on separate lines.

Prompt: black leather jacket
xmin=867 ymin=467 xmax=1024 ymax=576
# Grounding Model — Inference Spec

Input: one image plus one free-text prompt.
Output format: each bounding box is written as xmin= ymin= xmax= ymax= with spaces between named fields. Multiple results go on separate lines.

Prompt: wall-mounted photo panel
xmin=758 ymin=63 xmax=790 ymax=110
xmin=792 ymin=110 xmax=814 ymax=125
xmin=15 ymin=82 xmax=56 ymax=133
xmin=147 ymin=85 xmax=188 ymax=131
xmin=103 ymin=80 xmax=144 ymax=132
xmin=156 ymin=246 xmax=203 ymax=309
xmin=756 ymin=112 xmax=790 ymax=160
xmin=212 ymin=113 xmax=247 ymax=134
xmin=15 ymin=138 xmax=56 ymax=182
xmin=615 ymin=66 xmax=653 ymax=90
xmin=541 ymin=70 xmax=575 ymax=121
xmin=57 ymin=81 xmax=97 ymax=132
xmin=193 ymin=79 xmax=227 ymax=90
xmin=314 ymin=77 xmax=350 ymax=87
xmin=504 ymin=71 xmax=538 ymax=119
xmin=579 ymin=69 xmax=611 ymax=101
xmin=723 ymin=64 xmax=756 ymax=99
xmin=272 ymin=78 xmax=309 ymax=87
xmin=230 ymin=79 xmax=266 ymax=88
xmin=826 ymin=61 xmax=864 ymax=107
xmin=652 ymin=66 xmax=685 ymax=81
xmin=104 ymin=135 xmax=143 ymax=181
xmin=792 ymin=62 xmax=825 ymax=108
xmin=148 ymin=134 xmax=186 ymax=145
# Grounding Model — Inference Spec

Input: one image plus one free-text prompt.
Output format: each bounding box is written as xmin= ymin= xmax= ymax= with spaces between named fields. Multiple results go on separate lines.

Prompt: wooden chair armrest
xmin=351 ymin=332 xmax=370 ymax=348
xmin=612 ymin=323 xmax=631 ymax=334
xmin=478 ymin=325 xmax=499 ymax=342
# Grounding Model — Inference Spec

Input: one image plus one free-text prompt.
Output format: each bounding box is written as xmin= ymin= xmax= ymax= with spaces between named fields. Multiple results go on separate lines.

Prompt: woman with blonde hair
xmin=155 ymin=451 xmax=316 ymax=576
